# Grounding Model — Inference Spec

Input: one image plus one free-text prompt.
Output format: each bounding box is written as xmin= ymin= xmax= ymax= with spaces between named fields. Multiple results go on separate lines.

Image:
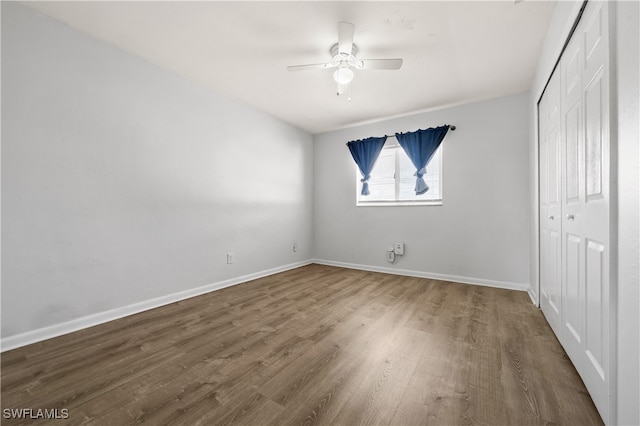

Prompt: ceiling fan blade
xmin=338 ymin=22 xmax=355 ymax=55
xmin=357 ymin=59 xmax=403 ymax=70
xmin=287 ymin=63 xmax=335 ymax=72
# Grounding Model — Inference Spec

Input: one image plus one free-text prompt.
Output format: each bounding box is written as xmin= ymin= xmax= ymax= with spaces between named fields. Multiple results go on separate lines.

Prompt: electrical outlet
xmin=293 ymin=243 xmax=298 ymax=252
xmin=387 ymin=250 xmax=395 ymax=263
xmin=227 ymin=253 xmax=234 ymax=264
xmin=394 ymin=242 xmax=405 ymax=255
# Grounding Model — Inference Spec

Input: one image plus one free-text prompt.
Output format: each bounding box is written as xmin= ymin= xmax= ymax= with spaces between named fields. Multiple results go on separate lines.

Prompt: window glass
xmin=357 ymin=141 xmax=442 ymax=206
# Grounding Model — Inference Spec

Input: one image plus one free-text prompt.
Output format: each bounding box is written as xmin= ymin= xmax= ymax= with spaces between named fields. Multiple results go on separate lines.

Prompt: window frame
xmin=355 ymin=138 xmax=443 ymax=207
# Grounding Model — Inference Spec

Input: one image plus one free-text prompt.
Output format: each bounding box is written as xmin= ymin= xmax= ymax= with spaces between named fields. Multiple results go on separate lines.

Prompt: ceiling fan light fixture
xmin=333 ymin=67 xmax=354 ymax=84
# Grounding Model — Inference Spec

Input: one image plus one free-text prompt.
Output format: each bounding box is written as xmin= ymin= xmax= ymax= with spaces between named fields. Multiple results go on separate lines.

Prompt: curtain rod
xmin=345 ymin=125 xmax=456 ymax=145
xmin=384 ymin=125 xmax=456 ymax=138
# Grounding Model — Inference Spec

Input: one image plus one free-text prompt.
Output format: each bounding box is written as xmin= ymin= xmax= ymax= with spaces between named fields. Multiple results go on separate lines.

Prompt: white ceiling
xmin=25 ymin=1 xmax=556 ymax=135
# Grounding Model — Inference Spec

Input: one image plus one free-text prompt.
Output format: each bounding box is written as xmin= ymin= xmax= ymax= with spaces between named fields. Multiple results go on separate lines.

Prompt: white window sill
xmin=356 ymin=200 xmax=443 ymax=207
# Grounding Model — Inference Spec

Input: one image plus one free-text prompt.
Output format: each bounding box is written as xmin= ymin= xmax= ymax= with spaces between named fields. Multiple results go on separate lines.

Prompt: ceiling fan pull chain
xmin=348 ymin=82 xmax=352 ymax=102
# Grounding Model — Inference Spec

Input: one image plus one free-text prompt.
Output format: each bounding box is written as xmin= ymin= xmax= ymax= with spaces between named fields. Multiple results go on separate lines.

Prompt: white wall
xmin=314 ymin=93 xmax=531 ymax=290
xmin=1 ymin=3 xmax=313 ymax=346
xmin=529 ymin=1 xmax=640 ymax=423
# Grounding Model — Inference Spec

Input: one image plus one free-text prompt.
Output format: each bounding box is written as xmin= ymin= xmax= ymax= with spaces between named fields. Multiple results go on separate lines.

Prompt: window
xmin=356 ymin=138 xmax=442 ymax=206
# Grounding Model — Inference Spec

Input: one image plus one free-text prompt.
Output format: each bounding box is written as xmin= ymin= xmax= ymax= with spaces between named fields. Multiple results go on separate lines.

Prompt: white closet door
xmin=559 ymin=5 xmax=585 ymax=376
xmin=565 ymin=1 xmax=611 ymax=420
xmin=539 ymin=70 xmax=563 ymax=337
xmin=538 ymin=0 xmax=612 ymax=422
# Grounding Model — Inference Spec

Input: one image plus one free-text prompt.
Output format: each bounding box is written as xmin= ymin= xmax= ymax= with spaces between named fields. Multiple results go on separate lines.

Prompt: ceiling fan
xmin=287 ymin=22 xmax=403 ymax=100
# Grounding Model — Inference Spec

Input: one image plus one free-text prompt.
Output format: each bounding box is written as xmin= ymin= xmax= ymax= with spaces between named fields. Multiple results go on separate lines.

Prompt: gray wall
xmin=313 ymin=93 xmax=531 ymax=289
xmin=1 ymin=3 xmax=314 ymax=340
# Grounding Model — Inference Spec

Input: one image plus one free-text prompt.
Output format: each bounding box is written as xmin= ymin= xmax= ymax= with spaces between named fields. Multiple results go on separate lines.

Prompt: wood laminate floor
xmin=1 ymin=264 xmax=603 ymax=425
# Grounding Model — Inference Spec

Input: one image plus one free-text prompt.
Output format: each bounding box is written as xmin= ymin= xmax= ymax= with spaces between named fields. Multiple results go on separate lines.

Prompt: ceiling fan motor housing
xmin=330 ymin=43 xmax=359 ymax=69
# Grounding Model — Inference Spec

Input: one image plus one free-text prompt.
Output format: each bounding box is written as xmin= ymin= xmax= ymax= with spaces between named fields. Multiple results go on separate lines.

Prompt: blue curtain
xmin=395 ymin=125 xmax=449 ymax=195
xmin=347 ymin=136 xmax=388 ymax=196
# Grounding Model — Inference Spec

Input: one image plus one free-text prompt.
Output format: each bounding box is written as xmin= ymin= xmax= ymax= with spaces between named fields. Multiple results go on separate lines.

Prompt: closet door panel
xmin=539 ymin=70 xmax=562 ymax=335
xmin=581 ymin=5 xmax=610 ymax=417
xmin=565 ymin=103 xmax=581 ymax=202
xmin=564 ymin=233 xmax=582 ymax=343
xmin=560 ymin=11 xmax=585 ymax=368
xmin=547 ymin=126 xmax=562 ymax=320
xmin=548 ymin=227 xmax=562 ymax=318
xmin=570 ymin=1 xmax=610 ymax=421
xmin=539 ymin=96 xmax=550 ymax=305
xmin=585 ymin=75 xmax=604 ymax=200
xmin=585 ymin=238 xmax=606 ymax=380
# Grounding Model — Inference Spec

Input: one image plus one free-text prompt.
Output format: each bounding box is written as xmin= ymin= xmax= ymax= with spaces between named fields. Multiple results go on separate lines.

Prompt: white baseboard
xmin=313 ymin=259 xmax=529 ymax=292
xmin=1 ymin=260 xmax=313 ymax=353
xmin=527 ymin=288 xmax=539 ymax=306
